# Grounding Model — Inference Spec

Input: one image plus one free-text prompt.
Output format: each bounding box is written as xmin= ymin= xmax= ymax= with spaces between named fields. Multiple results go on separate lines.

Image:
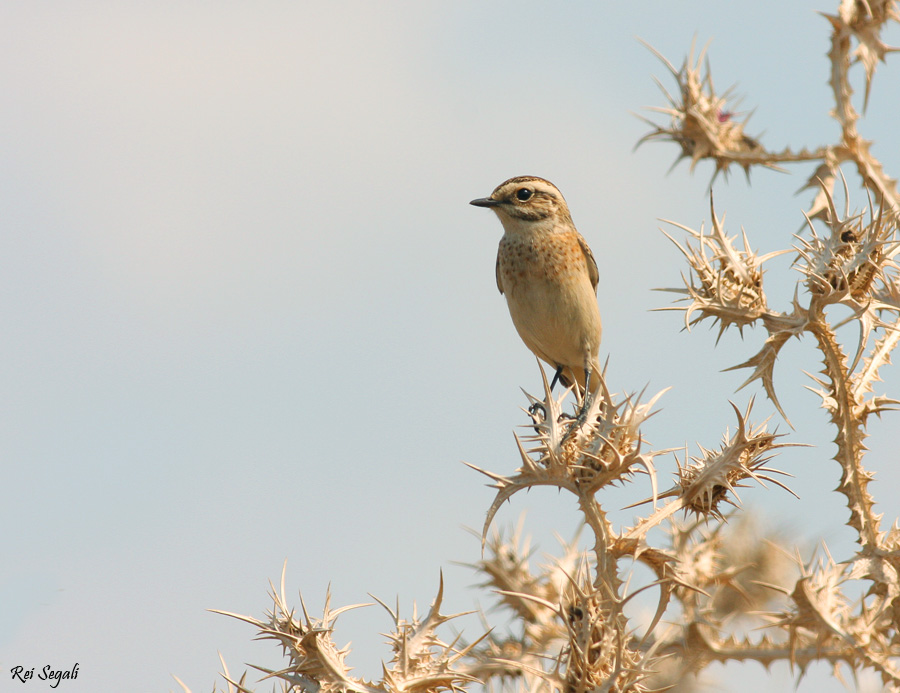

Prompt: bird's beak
xmin=470 ymin=197 xmax=500 ymax=208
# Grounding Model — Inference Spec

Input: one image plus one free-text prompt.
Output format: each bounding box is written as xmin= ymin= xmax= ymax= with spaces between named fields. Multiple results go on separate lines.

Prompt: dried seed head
xmin=469 ymin=367 xmax=668 ymax=559
xmin=638 ymin=39 xmax=766 ymax=180
xmin=575 ymin=390 xmax=666 ymax=488
xmin=212 ymin=580 xmax=381 ymax=693
xmin=675 ymin=401 xmax=795 ymax=521
xmin=214 ymin=573 xmax=482 ymax=693
xmin=562 ymin=576 xmax=650 ymax=693
xmin=665 ymin=519 xmax=722 ymax=599
xmin=794 ymin=184 xmax=898 ymax=304
xmin=660 ymin=201 xmax=779 ymax=339
xmin=766 ymin=548 xmax=854 ymax=652
xmin=474 ymin=521 xmax=573 ymax=631
xmin=522 ymin=371 xmax=667 ymax=495
xmin=708 ymin=515 xmax=797 ymax=616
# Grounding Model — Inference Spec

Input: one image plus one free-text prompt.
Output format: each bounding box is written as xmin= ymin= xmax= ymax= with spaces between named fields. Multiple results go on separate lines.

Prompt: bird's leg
xmin=561 ymin=361 xmax=595 ymax=445
xmin=578 ymin=363 xmax=595 ymax=420
xmin=548 ymin=365 xmax=577 ymax=423
xmin=549 ymin=365 xmax=565 ymax=391
xmin=530 ymin=366 xmax=566 ymax=431
xmin=528 ymin=363 xmax=555 ymax=428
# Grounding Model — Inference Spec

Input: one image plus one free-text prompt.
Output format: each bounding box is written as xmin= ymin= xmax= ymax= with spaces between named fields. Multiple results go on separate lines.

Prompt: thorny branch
xmin=191 ymin=3 xmax=900 ymax=693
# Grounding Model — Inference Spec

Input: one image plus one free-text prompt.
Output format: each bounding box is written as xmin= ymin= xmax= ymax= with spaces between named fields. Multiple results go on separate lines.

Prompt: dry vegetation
xmin=189 ymin=2 xmax=900 ymax=691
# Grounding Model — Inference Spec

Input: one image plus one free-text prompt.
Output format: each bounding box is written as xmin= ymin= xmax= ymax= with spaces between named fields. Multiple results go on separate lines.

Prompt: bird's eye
xmin=516 ymin=188 xmax=534 ymax=202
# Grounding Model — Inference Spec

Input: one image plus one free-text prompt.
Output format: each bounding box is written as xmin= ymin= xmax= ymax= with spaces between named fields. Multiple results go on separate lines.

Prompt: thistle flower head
xmin=674 ymin=401 xmax=795 ymax=521
xmin=666 ymin=515 xmax=796 ymax=618
xmin=470 ymin=368 xmax=667 ymax=547
xmin=794 ymin=183 xmax=899 ymax=305
xmin=766 ymin=545 xmax=900 ymax=684
xmin=638 ymin=39 xmax=765 ymax=180
xmin=212 ymin=576 xmax=379 ymax=693
xmin=562 ymin=572 xmax=652 ymax=693
xmin=464 ymin=525 xmax=603 ymax=692
xmin=660 ymin=200 xmax=780 ymax=340
xmin=473 ymin=521 xmax=565 ymax=626
xmin=764 ymin=548 xmax=853 ymax=648
xmin=376 ymin=576 xmax=482 ymax=693
xmin=521 ymin=367 xmax=666 ymax=494
xmin=212 ymin=571 xmax=481 ymax=693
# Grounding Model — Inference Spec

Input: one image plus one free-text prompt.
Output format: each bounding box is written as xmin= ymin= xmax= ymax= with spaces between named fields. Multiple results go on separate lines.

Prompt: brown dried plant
xmin=190 ymin=3 xmax=900 ymax=692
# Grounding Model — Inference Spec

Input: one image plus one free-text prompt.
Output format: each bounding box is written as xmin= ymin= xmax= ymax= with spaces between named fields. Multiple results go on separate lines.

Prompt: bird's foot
xmin=528 ymin=402 xmax=547 ymax=434
xmin=561 ymin=391 xmax=595 ymax=446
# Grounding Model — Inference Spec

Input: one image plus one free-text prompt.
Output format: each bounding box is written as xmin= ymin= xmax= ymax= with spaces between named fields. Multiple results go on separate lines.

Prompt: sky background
xmin=2 ymin=2 xmax=899 ymax=692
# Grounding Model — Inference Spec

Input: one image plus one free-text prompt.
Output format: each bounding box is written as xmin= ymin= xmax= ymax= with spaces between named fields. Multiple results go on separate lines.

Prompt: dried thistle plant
xmin=193 ymin=3 xmax=900 ymax=692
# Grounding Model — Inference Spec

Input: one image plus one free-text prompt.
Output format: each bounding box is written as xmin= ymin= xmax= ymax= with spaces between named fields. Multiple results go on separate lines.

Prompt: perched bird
xmin=470 ymin=176 xmax=602 ymax=398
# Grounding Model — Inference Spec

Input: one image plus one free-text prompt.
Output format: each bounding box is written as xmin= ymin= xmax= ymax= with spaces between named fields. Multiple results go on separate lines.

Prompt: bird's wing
xmin=578 ymin=235 xmax=600 ymax=292
xmin=495 ymin=251 xmax=504 ymax=294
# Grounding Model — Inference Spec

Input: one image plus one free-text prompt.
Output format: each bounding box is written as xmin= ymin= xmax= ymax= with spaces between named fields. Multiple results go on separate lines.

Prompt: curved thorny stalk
xmin=643 ymin=2 xmax=900 ymax=688
xmin=192 ymin=4 xmax=900 ymax=693
xmin=650 ymin=183 xmax=900 ymax=686
xmin=463 ymin=371 xmax=798 ymax=693
xmin=637 ymin=10 xmax=900 ymax=215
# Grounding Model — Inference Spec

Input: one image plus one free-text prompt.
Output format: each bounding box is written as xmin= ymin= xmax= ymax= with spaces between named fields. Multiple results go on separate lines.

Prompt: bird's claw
xmin=561 ymin=392 xmax=595 ymax=445
xmin=528 ymin=401 xmax=547 ymax=423
xmin=528 ymin=401 xmax=548 ymax=435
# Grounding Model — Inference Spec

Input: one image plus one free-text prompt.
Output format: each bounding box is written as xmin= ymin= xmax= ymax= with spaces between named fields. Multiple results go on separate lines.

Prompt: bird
xmin=470 ymin=175 xmax=602 ymax=400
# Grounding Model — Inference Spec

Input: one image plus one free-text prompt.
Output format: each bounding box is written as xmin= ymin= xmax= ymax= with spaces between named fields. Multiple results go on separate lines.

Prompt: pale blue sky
xmin=2 ymin=2 xmax=898 ymax=692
